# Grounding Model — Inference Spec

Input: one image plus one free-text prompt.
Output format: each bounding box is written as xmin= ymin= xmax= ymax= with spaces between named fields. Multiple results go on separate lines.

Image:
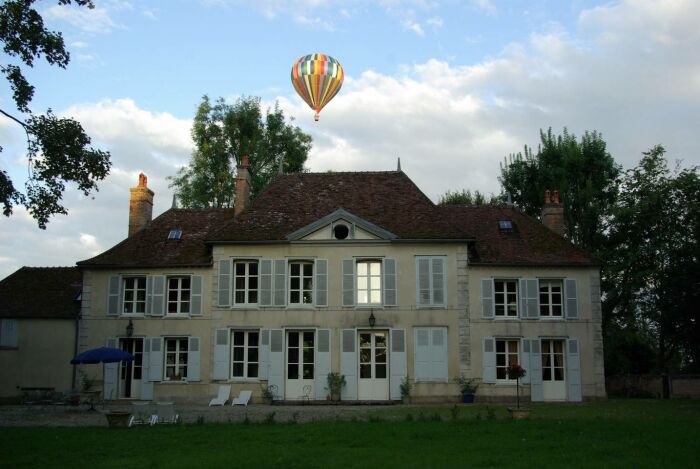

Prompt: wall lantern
xmin=126 ymin=319 xmax=134 ymax=337
xmin=368 ymin=310 xmax=376 ymax=328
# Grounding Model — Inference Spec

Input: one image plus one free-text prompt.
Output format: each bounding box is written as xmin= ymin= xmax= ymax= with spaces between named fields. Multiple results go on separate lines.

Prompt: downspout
xmin=72 ymin=310 xmax=80 ymax=390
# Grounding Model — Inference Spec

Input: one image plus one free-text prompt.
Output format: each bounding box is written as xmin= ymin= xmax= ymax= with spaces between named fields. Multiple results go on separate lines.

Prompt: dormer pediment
xmin=286 ymin=209 xmax=397 ymax=241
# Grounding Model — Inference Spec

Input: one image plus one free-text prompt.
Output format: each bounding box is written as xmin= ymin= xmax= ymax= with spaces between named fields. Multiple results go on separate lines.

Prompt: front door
xmin=358 ymin=331 xmax=389 ymax=400
xmin=119 ymin=338 xmax=143 ymax=399
xmin=541 ymin=339 xmax=567 ymax=401
xmin=285 ymin=331 xmax=315 ymax=400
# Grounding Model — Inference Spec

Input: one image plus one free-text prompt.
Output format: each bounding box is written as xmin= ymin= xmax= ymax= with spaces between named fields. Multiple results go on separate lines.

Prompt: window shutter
xmin=187 ymin=337 xmax=201 ymax=381
xmin=268 ymin=329 xmax=284 ymax=400
xmin=0 ymin=319 xmax=18 ymax=348
xmin=218 ymin=259 xmax=231 ymax=307
xmin=315 ymin=329 xmax=332 ymax=400
xmin=140 ymin=339 xmax=154 ymax=400
xmin=482 ymin=337 xmax=496 ymax=384
xmin=315 ymin=259 xmax=328 ymax=307
xmin=529 ymin=339 xmax=543 ymax=402
xmin=150 ymin=276 xmax=165 ymax=316
xmin=565 ymin=279 xmax=579 ymax=319
xmin=145 ymin=276 xmax=153 ymax=315
xmin=273 ymin=260 xmax=286 ymax=307
xmin=341 ymin=329 xmax=357 ymax=400
xmin=432 ymin=258 xmax=445 ymax=305
xmin=103 ymin=337 xmax=119 ymax=400
xmin=212 ymin=329 xmax=230 ymax=380
xmin=416 ymin=258 xmax=430 ymax=306
xmin=520 ymin=278 xmax=538 ymax=319
xmin=383 ymin=258 xmax=397 ymax=306
xmin=107 ymin=276 xmax=120 ymax=316
xmin=260 ymin=260 xmax=273 ymax=306
xmin=190 ymin=276 xmax=203 ymax=316
xmin=520 ymin=338 xmax=531 ymax=384
xmin=259 ymin=330 xmax=269 ymax=380
xmin=567 ymin=338 xmax=582 ymax=402
xmin=414 ymin=328 xmax=431 ymax=381
xmin=149 ymin=337 xmax=163 ymax=382
xmin=430 ymin=327 xmax=448 ymax=381
xmin=342 ymin=259 xmax=355 ymax=306
xmin=481 ymin=279 xmax=494 ymax=319
xmin=390 ymin=329 xmax=407 ymax=400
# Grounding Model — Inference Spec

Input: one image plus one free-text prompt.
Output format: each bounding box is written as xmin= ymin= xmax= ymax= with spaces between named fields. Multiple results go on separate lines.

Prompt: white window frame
xmin=539 ymin=279 xmax=563 ymax=319
xmin=495 ymin=338 xmax=520 ymax=383
xmin=166 ymin=276 xmax=191 ymax=315
xmin=233 ymin=260 xmax=259 ymax=306
xmin=164 ymin=337 xmax=189 ymax=381
xmin=356 ymin=259 xmax=382 ymax=306
xmin=415 ymin=256 xmax=447 ymax=307
xmin=122 ymin=276 xmax=147 ymax=315
xmin=231 ymin=330 xmax=260 ymax=380
xmin=288 ymin=261 xmax=314 ymax=306
xmin=494 ymin=279 xmax=518 ymax=318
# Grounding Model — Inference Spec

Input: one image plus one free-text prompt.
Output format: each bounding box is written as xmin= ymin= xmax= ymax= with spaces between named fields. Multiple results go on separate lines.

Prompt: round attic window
xmin=333 ymin=224 xmax=349 ymax=240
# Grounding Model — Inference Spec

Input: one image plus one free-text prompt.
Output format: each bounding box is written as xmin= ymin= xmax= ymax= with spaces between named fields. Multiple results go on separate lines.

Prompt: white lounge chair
xmin=209 ymin=385 xmax=232 ymax=407
xmin=151 ymin=401 xmax=180 ymax=424
xmin=128 ymin=401 xmax=154 ymax=427
xmin=231 ymin=390 xmax=252 ymax=406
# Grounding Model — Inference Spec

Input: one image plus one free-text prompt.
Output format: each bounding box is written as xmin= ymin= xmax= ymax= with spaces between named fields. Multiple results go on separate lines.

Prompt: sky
xmin=1 ymin=0 xmax=699 ymax=279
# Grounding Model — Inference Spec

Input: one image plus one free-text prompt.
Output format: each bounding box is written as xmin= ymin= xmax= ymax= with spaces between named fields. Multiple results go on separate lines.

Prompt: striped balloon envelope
xmin=291 ymin=53 xmax=344 ymax=121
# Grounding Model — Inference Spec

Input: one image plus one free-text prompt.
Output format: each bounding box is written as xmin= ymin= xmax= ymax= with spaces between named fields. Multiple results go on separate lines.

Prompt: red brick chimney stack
xmin=541 ymin=189 xmax=566 ymax=237
xmin=128 ymin=172 xmax=154 ymax=237
xmin=235 ymin=155 xmax=251 ymax=217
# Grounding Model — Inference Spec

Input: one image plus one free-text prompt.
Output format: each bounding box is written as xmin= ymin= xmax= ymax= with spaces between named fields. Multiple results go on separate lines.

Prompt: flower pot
xmin=462 ymin=394 xmax=475 ymax=404
xmin=508 ymin=408 xmax=531 ymax=420
xmin=105 ymin=411 xmax=130 ymax=428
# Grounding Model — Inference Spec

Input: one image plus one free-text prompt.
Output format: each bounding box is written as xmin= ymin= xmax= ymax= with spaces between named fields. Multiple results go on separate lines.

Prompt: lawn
xmin=1 ymin=400 xmax=698 ymax=468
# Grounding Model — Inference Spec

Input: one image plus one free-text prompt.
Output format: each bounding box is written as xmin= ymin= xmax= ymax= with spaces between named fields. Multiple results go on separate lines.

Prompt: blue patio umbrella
xmin=70 ymin=347 xmax=134 ymax=364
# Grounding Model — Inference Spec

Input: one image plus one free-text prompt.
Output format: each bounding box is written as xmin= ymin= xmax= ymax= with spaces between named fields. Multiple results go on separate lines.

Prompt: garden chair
xmin=208 ymin=385 xmax=232 ymax=406
xmin=231 ymin=390 xmax=252 ymax=406
xmin=128 ymin=401 xmax=154 ymax=427
xmin=151 ymin=401 xmax=180 ymax=425
xmin=299 ymin=385 xmax=312 ymax=405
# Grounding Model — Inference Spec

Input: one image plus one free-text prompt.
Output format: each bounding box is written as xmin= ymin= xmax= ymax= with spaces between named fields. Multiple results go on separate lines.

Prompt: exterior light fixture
xmin=369 ymin=310 xmax=376 ymax=328
xmin=126 ymin=319 xmax=134 ymax=337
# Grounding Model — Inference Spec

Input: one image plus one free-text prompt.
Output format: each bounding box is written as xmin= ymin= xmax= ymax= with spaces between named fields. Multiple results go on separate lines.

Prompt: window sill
xmin=286 ymin=305 xmax=316 ymax=310
xmin=539 ymin=316 xmax=565 ymax=321
xmin=164 ymin=314 xmax=191 ymax=319
xmin=416 ymin=304 xmax=447 ymax=309
xmin=120 ymin=313 xmax=145 ymax=318
xmin=493 ymin=316 xmax=519 ymax=320
xmin=161 ymin=380 xmax=189 ymax=384
xmin=228 ymin=378 xmax=261 ymax=383
xmin=231 ymin=305 xmax=260 ymax=310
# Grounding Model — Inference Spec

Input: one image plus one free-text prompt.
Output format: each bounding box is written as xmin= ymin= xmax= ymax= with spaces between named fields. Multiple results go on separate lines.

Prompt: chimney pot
xmin=545 ymin=190 xmax=551 ymax=204
xmin=553 ymin=190 xmax=560 ymax=204
xmin=541 ymin=188 xmax=565 ymax=237
xmin=129 ymin=173 xmax=154 ymax=236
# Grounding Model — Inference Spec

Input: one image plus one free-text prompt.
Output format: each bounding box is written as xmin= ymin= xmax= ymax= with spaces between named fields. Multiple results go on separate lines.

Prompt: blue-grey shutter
xmin=416 ymin=258 xmax=430 ymax=306
xmin=107 ymin=276 xmax=120 ymax=316
xmin=432 ymin=258 xmax=446 ymax=306
xmin=268 ymin=329 xmax=284 ymax=400
xmin=212 ymin=329 xmax=230 ymax=380
xmin=383 ymin=258 xmax=397 ymax=306
xmin=481 ymin=279 xmax=494 ymax=319
xmin=529 ymin=339 xmax=543 ymax=401
xmin=151 ymin=276 xmax=165 ymax=316
xmin=145 ymin=276 xmax=153 ymax=315
xmin=103 ymin=338 xmax=119 ymax=399
xmin=482 ymin=337 xmax=496 ymax=383
xmin=140 ymin=338 xmax=154 ymax=400
xmin=342 ymin=259 xmax=355 ymax=306
xmin=218 ymin=259 xmax=231 ymax=307
xmin=187 ymin=337 xmax=201 ymax=381
xmin=259 ymin=330 xmax=269 ymax=380
xmin=190 ymin=276 xmax=203 ymax=316
xmin=567 ymin=338 xmax=582 ymax=401
xmin=520 ymin=279 xmax=539 ymax=319
xmin=341 ymin=329 xmax=357 ymax=400
xmin=315 ymin=329 xmax=331 ymax=400
xmin=520 ymin=338 xmax=531 ymax=384
xmin=273 ymin=260 xmax=286 ymax=307
xmin=0 ymin=319 xmax=18 ymax=348
xmin=259 ymin=260 xmax=273 ymax=306
xmin=315 ymin=259 xmax=328 ymax=307
xmin=565 ymin=279 xmax=579 ymax=319
xmin=149 ymin=337 xmax=163 ymax=381
xmin=430 ymin=327 xmax=448 ymax=381
xmin=390 ymin=329 xmax=407 ymax=400
xmin=414 ymin=328 xmax=431 ymax=381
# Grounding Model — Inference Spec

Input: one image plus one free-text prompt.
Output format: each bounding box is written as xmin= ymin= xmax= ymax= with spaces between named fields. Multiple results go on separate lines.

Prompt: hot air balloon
xmin=291 ymin=53 xmax=344 ymax=121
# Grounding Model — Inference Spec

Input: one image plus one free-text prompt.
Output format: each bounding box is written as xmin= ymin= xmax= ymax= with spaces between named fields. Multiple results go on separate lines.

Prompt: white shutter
xmin=103 ymin=338 xmax=119 ymax=399
xmin=482 ymin=337 xmax=496 ymax=384
xmin=149 ymin=337 xmax=163 ymax=382
xmin=140 ymin=338 xmax=154 ymax=400
xmin=315 ymin=259 xmax=328 ymax=307
xmin=315 ymin=329 xmax=331 ymax=400
xmin=383 ymin=258 xmax=397 ymax=306
xmin=0 ymin=319 xmax=18 ymax=348
xmin=268 ymin=329 xmax=284 ymax=400
xmin=187 ymin=337 xmax=201 ymax=381
xmin=259 ymin=329 xmax=270 ymax=380
xmin=151 ymin=276 xmax=165 ymax=316
xmin=342 ymin=260 xmax=355 ymax=306
xmin=260 ymin=260 xmax=273 ymax=306
xmin=567 ymin=338 xmax=582 ymax=402
xmin=565 ymin=279 xmax=579 ymax=319
xmin=481 ymin=279 xmax=494 ymax=319
xmin=190 ymin=276 xmax=203 ymax=315
xmin=273 ymin=260 xmax=286 ymax=307
xmin=390 ymin=329 xmax=407 ymax=400
xmin=212 ymin=329 xmax=230 ymax=380
xmin=520 ymin=338 xmax=531 ymax=384
xmin=529 ymin=339 xmax=543 ymax=402
xmin=430 ymin=327 xmax=448 ymax=381
xmin=341 ymin=329 xmax=357 ymax=400
xmin=413 ymin=328 xmax=431 ymax=381
xmin=218 ymin=259 xmax=231 ymax=307
xmin=416 ymin=257 xmax=430 ymax=306
xmin=432 ymin=258 xmax=446 ymax=306
xmin=520 ymin=278 xmax=539 ymax=319
xmin=107 ymin=276 xmax=120 ymax=316
xmin=145 ymin=276 xmax=153 ymax=315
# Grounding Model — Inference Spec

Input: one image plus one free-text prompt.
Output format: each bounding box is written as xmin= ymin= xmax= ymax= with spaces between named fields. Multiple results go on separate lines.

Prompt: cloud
xmin=426 ymin=16 xmax=443 ymax=28
xmin=294 ymin=15 xmax=336 ymax=31
xmin=403 ymin=19 xmax=425 ymax=36
xmin=470 ymin=0 xmax=497 ymax=15
xmin=43 ymin=3 xmax=123 ymax=34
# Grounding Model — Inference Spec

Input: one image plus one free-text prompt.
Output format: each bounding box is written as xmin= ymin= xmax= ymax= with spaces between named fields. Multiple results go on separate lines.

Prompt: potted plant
xmin=506 ymin=363 xmax=529 ymax=419
xmin=260 ymin=384 xmax=275 ymax=405
xmin=400 ymin=376 xmax=412 ymax=404
xmin=325 ymin=372 xmax=346 ymax=402
xmin=455 ymin=376 xmax=479 ymax=403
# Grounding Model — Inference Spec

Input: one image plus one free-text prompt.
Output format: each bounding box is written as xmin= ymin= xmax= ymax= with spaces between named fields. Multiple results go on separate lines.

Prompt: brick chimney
xmin=235 ymin=155 xmax=251 ymax=216
xmin=541 ymin=189 xmax=566 ymax=237
xmin=128 ymin=173 xmax=154 ymax=236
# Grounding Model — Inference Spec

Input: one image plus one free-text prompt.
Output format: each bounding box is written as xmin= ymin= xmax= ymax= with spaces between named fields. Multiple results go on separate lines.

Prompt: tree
xmin=499 ymin=128 xmax=620 ymax=252
xmin=437 ymin=189 xmax=501 ymax=206
xmin=169 ymin=95 xmax=311 ymax=208
xmin=0 ymin=0 xmax=111 ymax=228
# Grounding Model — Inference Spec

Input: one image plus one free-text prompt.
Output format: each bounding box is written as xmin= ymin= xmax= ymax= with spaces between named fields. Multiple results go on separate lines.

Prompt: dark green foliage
xmin=169 ymin=95 xmax=311 ymax=208
xmin=0 ymin=0 xmax=111 ymax=228
xmin=437 ymin=189 xmax=501 ymax=206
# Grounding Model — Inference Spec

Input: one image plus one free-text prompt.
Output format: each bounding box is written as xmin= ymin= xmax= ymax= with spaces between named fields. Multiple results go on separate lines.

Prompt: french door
xmin=541 ymin=339 xmax=567 ymax=401
xmin=285 ymin=331 xmax=315 ymax=400
xmin=118 ymin=338 xmax=143 ymax=399
xmin=358 ymin=331 xmax=389 ymax=400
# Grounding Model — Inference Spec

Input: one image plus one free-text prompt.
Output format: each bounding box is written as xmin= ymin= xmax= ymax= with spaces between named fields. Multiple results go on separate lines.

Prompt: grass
xmin=1 ymin=400 xmax=699 ymax=468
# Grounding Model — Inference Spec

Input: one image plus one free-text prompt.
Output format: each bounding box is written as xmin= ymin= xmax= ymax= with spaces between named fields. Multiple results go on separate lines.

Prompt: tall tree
xmin=170 ymin=95 xmax=311 ymax=208
xmin=499 ymin=128 xmax=620 ymax=252
xmin=0 ymin=0 xmax=111 ymax=228
xmin=437 ymin=189 xmax=501 ymax=206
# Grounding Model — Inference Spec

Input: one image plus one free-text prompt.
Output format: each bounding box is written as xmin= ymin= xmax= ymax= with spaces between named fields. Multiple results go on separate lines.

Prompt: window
xmin=414 ymin=327 xmax=448 ymax=381
xmin=542 ymin=339 xmax=565 ymax=381
xmin=416 ymin=256 xmax=446 ymax=306
xmin=0 ymin=319 xmax=18 ymax=348
xmin=496 ymin=339 xmax=520 ymax=381
xmin=234 ymin=260 xmax=258 ymax=305
xmin=231 ymin=330 xmax=259 ymax=379
xmin=494 ymin=280 xmax=518 ymax=317
xmin=123 ymin=277 xmax=146 ymax=314
xmin=289 ymin=262 xmax=313 ymax=305
xmin=539 ymin=280 xmax=563 ymax=317
xmin=164 ymin=337 xmax=188 ymax=380
xmin=168 ymin=230 xmax=182 ymax=240
xmin=287 ymin=331 xmax=314 ymax=380
xmin=167 ymin=276 xmax=191 ymax=314
xmin=357 ymin=260 xmax=381 ymax=305
xmin=498 ymin=220 xmax=514 ymax=231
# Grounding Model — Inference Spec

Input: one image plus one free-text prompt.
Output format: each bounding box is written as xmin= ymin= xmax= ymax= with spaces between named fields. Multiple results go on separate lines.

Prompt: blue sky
xmin=1 ymin=0 xmax=699 ymax=278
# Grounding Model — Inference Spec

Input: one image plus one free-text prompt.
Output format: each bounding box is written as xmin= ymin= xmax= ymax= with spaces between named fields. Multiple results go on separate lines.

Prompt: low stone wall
xmin=606 ymin=375 xmax=700 ymax=399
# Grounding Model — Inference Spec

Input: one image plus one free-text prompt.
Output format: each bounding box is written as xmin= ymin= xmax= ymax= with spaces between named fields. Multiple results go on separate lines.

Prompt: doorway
xmin=118 ymin=338 xmax=144 ymax=399
xmin=358 ymin=331 xmax=389 ymax=400
xmin=285 ymin=331 xmax=315 ymax=400
xmin=541 ymin=339 xmax=567 ymax=401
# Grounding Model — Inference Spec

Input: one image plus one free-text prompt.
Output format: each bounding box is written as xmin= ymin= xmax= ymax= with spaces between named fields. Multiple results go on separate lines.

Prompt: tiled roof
xmin=438 ymin=205 xmax=598 ymax=266
xmin=77 ymin=208 xmax=233 ymax=268
xmin=208 ymin=171 xmax=466 ymax=241
xmin=0 ymin=267 xmax=81 ymax=319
